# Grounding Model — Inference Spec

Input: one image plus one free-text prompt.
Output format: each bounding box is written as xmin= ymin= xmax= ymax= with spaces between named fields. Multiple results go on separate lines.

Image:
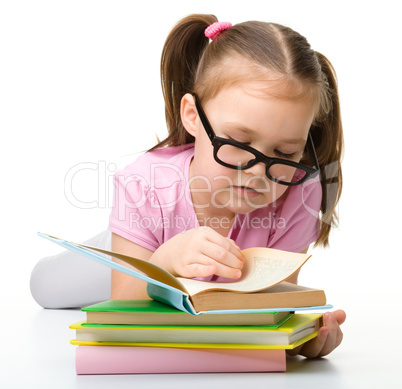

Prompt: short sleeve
xmin=108 ymin=170 xmax=163 ymax=252
xmin=268 ymin=176 xmax=322 ymax=252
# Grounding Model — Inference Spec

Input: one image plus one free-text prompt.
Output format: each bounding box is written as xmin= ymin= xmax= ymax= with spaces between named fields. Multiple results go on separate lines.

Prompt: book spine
xmin=75 ymin=346 xmax=286 ymax=374
xmin=147 ymin=283 xmax=195 ymax=315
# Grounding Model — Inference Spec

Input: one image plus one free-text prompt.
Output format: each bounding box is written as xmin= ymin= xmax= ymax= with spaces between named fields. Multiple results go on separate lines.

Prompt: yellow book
xmin=70 ymin=333 xmax=318 ymax=350
xmin=70 ymin=313 xmax=322 ymax=348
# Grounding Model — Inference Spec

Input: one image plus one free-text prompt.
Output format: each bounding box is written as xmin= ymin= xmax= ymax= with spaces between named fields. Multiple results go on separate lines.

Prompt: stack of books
xmin=70 ymin=299 xmax=323 ymax=374
xmin=39 ymin=234 xmax=331 ymax=374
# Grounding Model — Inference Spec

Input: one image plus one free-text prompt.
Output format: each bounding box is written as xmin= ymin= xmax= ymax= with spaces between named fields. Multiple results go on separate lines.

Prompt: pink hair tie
xmin=205 ymin=21 xmax=232 ymax=40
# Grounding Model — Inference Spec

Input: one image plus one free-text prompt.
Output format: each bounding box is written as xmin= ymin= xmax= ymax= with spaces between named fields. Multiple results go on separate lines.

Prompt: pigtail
xmin=150 ymin=14 xmax=218 ymax=151
xmin=313 ymin=52 xmax=344 ymax=247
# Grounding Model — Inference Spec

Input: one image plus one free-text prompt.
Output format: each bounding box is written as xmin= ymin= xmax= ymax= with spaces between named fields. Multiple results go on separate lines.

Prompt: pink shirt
xmin=109 ymin=143 xmax=321 ymax=257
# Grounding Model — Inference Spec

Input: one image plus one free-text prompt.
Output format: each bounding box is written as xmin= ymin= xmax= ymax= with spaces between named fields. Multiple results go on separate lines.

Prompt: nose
xmin=243 ymin=161 xmax=267 ymax=178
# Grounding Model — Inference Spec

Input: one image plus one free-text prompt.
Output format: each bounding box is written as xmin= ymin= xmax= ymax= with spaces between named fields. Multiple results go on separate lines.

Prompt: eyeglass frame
xmin=192 ymin=93 xmax=320 ymax=187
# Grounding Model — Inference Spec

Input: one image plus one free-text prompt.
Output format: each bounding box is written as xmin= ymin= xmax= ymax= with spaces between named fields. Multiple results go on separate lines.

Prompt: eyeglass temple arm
xmin=307 ymin=132 xmax=320 ymax=171
xmin=192 ymin=93 xmax=215 ymax=142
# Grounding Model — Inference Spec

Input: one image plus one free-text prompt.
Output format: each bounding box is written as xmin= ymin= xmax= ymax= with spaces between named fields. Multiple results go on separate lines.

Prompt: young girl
xmin=31 ymin=13 xmax=345 ymax=359
xmin=108 ymin=14 xmax=345 ymax=358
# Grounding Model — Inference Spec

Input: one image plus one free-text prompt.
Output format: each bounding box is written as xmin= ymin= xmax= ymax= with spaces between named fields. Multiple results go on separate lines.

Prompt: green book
xmin=82 ymin=299 xmax=293 ymax=326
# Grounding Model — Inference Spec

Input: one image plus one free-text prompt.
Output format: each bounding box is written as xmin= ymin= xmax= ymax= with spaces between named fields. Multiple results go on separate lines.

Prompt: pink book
xmin=75 ymin=346 xmax=286 ymax=374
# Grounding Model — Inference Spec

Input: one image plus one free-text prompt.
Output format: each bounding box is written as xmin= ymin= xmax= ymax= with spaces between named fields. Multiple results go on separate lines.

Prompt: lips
xmin=233 ymin=185 xmax=261 ymax=197
xmin=234 ymin=185 xmax=259 ymax=192
xmin=242 ymin=186 xmax=257 ymax=192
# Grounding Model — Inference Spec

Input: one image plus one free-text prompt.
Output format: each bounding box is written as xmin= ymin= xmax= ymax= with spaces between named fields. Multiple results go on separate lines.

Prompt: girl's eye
xmin=274 ymin=149 xmax=296 ymax=159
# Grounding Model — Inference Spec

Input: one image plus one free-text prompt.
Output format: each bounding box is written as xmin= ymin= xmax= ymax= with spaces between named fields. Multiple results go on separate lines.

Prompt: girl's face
xmin=186 ymin=81 xmax=317 ymax=218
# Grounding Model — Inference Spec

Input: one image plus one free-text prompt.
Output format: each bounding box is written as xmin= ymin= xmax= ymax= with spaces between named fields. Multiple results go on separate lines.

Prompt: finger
xmin=330 ymin=310 xmax=345 ymax=350
xmin=179 ymin=248 xmax=241 ymax=280
xmin=299 ymin=327 xmax=329 ymax=358
xmin=319 ymin=314 xmax=339 ymax=357
xmin=200 ymin=227 xmax=243 ymax=254
xmin=229 ymin=238 xmax=242 ymax=252
xmin=201 ymin=242 xmax=244 ymax=273
xmin=335 ymin=326 xmax=344 ymax=349
xmin=333 ymin=317 xmax=344 ymax=349
xmin=333 ymin=309 xmax=347 ymax=325
xmin=203 ymin=252 xmax=243 ymax=279
xmin=193 ymin=243 xmax=243 ymax=279
xmin=202 ymin=228 xmax=245 ymax=263
xmin=181 ymin=262 xmax=217 ymax=279
xmin=319 ymin=336 xmax=337 ymax=358
xmin=213 ymin=264 xmax=242 ymax=279
xmin=220 ymin=239 xmax=245 ymax=263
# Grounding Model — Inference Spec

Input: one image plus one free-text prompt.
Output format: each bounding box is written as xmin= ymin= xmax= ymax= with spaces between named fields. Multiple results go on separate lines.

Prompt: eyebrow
xmin=278 ymin=138 xmax=307 ymax=146
xmin=221 ymin=122 xmax=254 ymax=134
xmin=221 ymin=122 xmax=307 ymax=146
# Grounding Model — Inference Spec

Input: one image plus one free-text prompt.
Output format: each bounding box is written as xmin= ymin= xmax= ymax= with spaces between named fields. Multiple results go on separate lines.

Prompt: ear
xmin=180 ymin=93 xmax=198 ymax=137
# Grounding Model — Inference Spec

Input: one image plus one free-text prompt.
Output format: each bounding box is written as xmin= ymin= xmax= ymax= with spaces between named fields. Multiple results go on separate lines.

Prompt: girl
xmin=30 ymin=13 xmax=345 ymax=359
xmin=109 ymin=14 xmax=345 ymax=358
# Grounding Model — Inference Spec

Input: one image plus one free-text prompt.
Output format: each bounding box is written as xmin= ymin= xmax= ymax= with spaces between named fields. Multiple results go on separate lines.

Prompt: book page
xmin=38 ymin=233 xmax=188 ymax=293
xmin=178 ymin=247 xmax=311 ymax=296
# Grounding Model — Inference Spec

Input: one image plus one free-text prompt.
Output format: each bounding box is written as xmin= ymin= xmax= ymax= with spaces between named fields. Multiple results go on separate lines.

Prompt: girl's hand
xmin=288 ymin=310 xmax=346 ymax=358
xmin=150 ymin=227 xmax=245 ymax=279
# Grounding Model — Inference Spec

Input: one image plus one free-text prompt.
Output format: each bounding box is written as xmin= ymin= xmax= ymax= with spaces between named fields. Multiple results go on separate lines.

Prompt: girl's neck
xmin=194 ymin=209 xmax=237 ymax=237
xmin=189 ymin=158 xmax=236 ymax=237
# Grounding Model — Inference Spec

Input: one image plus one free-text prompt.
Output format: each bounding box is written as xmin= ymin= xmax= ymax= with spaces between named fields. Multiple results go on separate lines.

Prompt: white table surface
xmin=2 ymin=292 xmax=400 ymax=389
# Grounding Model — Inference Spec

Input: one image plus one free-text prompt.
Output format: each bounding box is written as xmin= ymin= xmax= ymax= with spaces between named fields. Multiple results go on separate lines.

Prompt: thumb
xmin=333 ymin=310 xmax=346 ymax=325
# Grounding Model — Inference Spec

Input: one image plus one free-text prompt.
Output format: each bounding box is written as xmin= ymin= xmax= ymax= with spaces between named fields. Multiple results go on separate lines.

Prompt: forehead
xmin=199 ymin=84 xmax=316 ymax=147
xmin=197 ymin=56 xmax=321 ymax=118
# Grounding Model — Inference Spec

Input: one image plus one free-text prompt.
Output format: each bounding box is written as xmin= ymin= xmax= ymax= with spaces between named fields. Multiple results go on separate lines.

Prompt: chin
xmin=215 ymin=191 xmax=273 ymax=211
xmin=227 ymin=199 xmax=272 ymax=215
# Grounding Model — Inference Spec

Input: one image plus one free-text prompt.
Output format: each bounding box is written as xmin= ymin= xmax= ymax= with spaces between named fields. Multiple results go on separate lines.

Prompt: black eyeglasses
xmin=193 ymin=93 xmax=320 ymax=186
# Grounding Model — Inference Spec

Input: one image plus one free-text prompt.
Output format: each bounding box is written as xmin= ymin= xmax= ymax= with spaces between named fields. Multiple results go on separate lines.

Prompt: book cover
xmin=75 ymin=346 xmax=286 ymax=374
xmin=39 ymin=233 xmax=332 ymax=314
xmin=70 ymin=313 xmax=322 ymax=346
xmin=83 ymin=299 xmax=293 ymax=326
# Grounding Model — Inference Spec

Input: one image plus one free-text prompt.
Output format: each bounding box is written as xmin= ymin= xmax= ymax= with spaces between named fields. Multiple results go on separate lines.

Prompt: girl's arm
xmin=111 ymin=233 xmax=153 ymax=299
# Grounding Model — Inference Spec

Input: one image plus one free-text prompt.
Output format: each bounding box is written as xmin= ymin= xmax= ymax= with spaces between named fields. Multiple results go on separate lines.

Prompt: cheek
xmin=245 ymin=180 xmax=289 ymax=208
xmin=267 ymin=183 xmax=288 ymax=204
xmin=193 ymin=141 xmax=233 ymax=182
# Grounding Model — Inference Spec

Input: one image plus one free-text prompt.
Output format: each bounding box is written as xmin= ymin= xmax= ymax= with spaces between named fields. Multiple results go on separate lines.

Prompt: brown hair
xmin=154 ymin=14 xmax=344 ymax=247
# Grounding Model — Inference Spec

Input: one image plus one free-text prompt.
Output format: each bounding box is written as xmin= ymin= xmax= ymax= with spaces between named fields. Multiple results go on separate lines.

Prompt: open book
xmin=38 ymin=233 xmax=330 ymax=315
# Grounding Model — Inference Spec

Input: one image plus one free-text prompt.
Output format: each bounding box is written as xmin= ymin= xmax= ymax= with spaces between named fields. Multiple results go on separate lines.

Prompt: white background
xmin=1 ymin=1 xmax=401 ymax=388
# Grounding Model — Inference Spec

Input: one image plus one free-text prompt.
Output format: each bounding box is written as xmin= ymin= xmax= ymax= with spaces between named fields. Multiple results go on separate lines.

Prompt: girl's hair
xmin=153 ymin=14 xmax=343 ymax=248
